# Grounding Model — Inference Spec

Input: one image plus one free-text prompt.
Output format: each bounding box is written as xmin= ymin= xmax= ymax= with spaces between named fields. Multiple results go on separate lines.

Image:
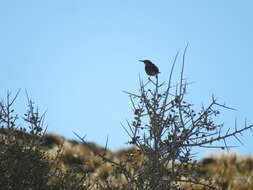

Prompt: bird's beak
xmin=139 ymin=60 xmax=144 ymax=63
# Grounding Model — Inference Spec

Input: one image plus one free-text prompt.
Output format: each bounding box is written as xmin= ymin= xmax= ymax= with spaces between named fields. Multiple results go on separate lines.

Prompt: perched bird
xmin=139 ymin=60 xmax=160 ymax=76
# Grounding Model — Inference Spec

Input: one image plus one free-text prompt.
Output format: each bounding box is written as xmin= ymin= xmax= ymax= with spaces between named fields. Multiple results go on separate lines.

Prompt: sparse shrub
xmin=76 ymin=47 xmax=253 ymax=190
xmin=0 ymin=91 xmax=92 ymax=190
xmin=0 ymin=91 xmax=51 ymax=190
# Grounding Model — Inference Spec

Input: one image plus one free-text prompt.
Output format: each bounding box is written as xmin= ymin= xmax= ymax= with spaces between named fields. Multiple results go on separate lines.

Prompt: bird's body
xmin=139 ymin=60 xmax=160 ymax=76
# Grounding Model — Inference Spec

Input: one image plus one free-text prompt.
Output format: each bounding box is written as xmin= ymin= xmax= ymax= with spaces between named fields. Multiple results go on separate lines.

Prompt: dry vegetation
xmin=1 ymin=130 xmax=253 ymax=190
xmin=1 ymin=49 xmax=253 ymax=189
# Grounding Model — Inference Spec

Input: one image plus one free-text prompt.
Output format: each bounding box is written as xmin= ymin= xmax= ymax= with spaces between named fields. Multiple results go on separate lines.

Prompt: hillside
xmin=1 ymin=129 xmax=252 ymax=190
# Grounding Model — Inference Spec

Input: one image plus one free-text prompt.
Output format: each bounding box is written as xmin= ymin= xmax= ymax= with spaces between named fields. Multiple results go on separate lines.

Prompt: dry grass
xmin=34 ymin=133 xmax=253 ymax=190
xmin=1 ymin=126 xmax=252 ymax=190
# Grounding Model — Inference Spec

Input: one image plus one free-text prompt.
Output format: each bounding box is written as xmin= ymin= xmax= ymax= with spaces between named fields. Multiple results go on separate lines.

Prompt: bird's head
xmin=139 ymin=60 xmax=153 ymax=65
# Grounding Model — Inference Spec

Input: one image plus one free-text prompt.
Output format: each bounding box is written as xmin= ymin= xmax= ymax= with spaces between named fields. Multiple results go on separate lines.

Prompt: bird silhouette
xmin=139 ymin=60 xmax=160 ymax=76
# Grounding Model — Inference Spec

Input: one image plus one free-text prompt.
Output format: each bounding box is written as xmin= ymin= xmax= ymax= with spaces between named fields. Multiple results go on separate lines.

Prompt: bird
xmin=139 ymin=60 xmax=160 ymax=76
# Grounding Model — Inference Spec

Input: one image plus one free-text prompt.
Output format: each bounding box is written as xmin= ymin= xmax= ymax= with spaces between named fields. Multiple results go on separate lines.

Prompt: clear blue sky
xmin=0 ymin=1 xmax=252 ymax=158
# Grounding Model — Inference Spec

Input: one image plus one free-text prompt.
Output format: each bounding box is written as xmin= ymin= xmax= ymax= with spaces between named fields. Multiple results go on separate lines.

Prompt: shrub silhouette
xmin=0 ymin=91 xmax=51 ymax=190
xmin=0 ymin=92 xmax=92 ymax=190
xmin=76 ymin=47 xmax=253 ymax=190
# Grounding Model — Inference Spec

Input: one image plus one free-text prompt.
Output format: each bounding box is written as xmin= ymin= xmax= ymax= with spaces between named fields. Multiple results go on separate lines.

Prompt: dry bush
xmin=0 ymin=91 xmax=93 ymax=190
xmin=76 ymin=47 xmax=253 ymax=190
xmin=0 ymin=91 xmax=51 ymax=190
